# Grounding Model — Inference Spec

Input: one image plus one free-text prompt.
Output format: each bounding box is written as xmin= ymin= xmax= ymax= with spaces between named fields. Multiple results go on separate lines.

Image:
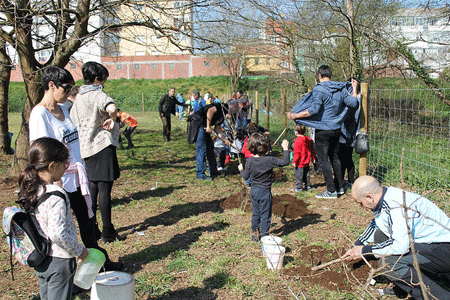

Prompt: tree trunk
xmin=8 ymin=67 xmax=43 ymax=177
xmin=0 ymin=42 xmax=12 ymax=155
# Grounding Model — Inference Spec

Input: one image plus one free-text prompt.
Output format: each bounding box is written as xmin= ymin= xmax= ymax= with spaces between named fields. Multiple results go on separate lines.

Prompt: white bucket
xmin=261 ymin=235 xmax=282 ymax=257
xmin=263 ymin=245 xmax=285 ymax=270
xmin=91 ymin=271 xmax=134 ymax=300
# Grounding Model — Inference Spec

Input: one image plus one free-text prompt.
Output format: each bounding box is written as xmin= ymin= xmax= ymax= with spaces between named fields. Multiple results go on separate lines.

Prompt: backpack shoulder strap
xmin=34 ymin=191 xmax=67 ymax=209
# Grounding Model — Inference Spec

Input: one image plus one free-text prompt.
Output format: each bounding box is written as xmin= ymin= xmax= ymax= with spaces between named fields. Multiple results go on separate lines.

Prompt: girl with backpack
xmin=17 ymin=137 xmax=88 ymax=300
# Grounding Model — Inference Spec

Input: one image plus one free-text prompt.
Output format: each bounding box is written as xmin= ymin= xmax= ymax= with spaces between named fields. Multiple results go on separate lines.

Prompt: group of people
xmin=15 ymin=62 xmax=450 ymax=300
xmin=22 ymin=62 xmax=129 ymax=299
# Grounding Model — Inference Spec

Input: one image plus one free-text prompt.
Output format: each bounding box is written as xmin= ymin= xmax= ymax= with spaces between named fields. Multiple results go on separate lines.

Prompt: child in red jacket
xmin=292 ymin=125 xmax=314 ymax=192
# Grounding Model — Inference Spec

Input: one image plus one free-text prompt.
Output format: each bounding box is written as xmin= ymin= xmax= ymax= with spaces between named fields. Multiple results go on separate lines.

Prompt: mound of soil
xmin=221 ymin=192 xmax=310 ymax=219
xmin=283 ymin=245 xmax=378 ymax=292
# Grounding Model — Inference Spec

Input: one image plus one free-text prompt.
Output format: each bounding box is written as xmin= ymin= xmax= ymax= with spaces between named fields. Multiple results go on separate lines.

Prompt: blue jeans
xmin=250 ymin=186 xmax=272 ymax=236
xmin=178 ymin=106 xmax=183 ymax=120
xmin=196 ymin=127 xmax=218 ymax=177
xmin=236 ymin=117 xmax=247 ymax=132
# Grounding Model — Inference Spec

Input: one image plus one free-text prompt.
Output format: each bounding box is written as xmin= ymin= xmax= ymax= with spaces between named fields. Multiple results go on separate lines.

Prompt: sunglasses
xmin=58 ymin=84 xmax=74 ymax=93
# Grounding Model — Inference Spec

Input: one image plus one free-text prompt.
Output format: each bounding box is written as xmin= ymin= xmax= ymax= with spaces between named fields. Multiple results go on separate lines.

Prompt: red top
xmin=293 ymin=135 xmax=314 ymax=168
xmin=241 ymin=136 xmax=254 ymax=158
xmin=118 ymin=111 xmax=138 ymax=128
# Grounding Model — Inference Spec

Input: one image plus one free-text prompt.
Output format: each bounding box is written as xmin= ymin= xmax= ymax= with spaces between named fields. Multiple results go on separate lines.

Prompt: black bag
xmin=3 ymin=191 xmax=66 ymax=280
xmin=187 ymin=112 xmax=204 ymax=144
xmin=354 ymin=132 xmax=369 ymax=154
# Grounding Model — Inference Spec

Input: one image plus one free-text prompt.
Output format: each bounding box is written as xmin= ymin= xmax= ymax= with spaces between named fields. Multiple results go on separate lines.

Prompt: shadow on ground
xmin=124 ymin=221 xmax=229 ymax=272
xmin=117 ymin=198 xmax=223 ymax=233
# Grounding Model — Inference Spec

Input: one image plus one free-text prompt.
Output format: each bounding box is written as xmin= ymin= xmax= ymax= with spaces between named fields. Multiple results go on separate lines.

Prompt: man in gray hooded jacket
xmin=287 ymin=65 xmax=359 ymax=199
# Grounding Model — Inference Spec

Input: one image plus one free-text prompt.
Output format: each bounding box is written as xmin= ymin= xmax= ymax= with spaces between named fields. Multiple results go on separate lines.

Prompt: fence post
xmin=255 ymin=91 xmax=259 ymax=125
xmin=266 ymin=90 xmax=270 ymax=132
xmin=359 ymin=82 xmax=369 ymax=176
xmin=142 ymin=94 xmax=145 ymax=112
xmin=282 ymin=88 xmax=287 ymax=139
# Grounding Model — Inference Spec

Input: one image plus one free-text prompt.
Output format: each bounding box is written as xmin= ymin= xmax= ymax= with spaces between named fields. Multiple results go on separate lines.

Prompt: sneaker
xmin=304 ymin=186 xmax=311 ymax=191
xmin=344 ymin=181 xmax=353 ymax=190
xmin=380 ymin=286 xmax=408 ymax=298
xmin=196 ymin=175 xmax=212 ymax=181
xmin=337 ymin=188 xmax=345 ymax=195
xmin=315 ymin=190 xmax=338 ymax=199
xmin=251 ymin=230 xmax=260 ymax=242
xmin=291 ymin=188 xmax=301 ymax=192
xmin=217 ymin=167 xmax=223 ymax=171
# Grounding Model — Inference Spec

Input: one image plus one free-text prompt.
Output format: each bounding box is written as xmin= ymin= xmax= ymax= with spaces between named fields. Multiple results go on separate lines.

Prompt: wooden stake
xmin=273 ymin=127 xmax=288 ymax=146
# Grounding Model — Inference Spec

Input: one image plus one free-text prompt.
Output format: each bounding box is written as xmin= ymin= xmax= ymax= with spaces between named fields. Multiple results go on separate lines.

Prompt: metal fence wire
xmin=368 ymin=88 xmax=450 ymax=192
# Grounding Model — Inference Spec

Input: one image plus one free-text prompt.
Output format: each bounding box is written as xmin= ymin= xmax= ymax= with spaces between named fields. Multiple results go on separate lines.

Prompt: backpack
xmin=2 ymin=191 xmax=66 ymax=280
xmin=354 ymin=132 xmax=370 ymax=154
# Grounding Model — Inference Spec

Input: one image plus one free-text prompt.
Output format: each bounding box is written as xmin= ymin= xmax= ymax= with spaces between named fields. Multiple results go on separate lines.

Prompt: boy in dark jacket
xmin=238 ymin=134 xmax=290 ymax=241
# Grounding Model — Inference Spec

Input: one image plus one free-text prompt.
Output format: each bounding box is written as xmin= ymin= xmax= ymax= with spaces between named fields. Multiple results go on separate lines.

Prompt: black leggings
xmin=89 ymin=181 xmax=115 ymax=234
xmin=67 ymin=188 xmax=109 ymax=261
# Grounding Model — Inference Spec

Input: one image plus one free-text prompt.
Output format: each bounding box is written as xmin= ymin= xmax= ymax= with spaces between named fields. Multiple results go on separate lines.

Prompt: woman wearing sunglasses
xmin=29 ymin=66 xmax=123 ymax=273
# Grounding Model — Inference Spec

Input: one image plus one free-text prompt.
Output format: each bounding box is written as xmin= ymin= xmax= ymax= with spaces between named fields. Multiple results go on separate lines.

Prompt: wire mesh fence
xmin=368 ymin=88 xmax=450 ymax=194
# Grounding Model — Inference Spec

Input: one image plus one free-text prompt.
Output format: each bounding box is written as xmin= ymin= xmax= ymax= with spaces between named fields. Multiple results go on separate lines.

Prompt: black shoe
xmin=103 ymin=260 xmax=124 ymax=271
xmin=196 ymin=175 xmax=212 ymax=181
xmin=126 ymin=144 xmax=134 ymax=149
xmin=101 ymin=231 xmax=127 ymax=243
xmin=72 ymin=285 xmax=89 ymax=295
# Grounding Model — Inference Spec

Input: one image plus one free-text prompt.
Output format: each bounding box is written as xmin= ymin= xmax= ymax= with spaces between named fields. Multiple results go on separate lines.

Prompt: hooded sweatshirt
xmin=291 ymin=81 xmax=359 ymax=130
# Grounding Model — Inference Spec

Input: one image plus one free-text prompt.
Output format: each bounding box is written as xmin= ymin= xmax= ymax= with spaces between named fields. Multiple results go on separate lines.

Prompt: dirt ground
xmin=221 ymin=190 xmax=378 ymax=293
xmin=0 ymin=144 xmax=390 ymax=300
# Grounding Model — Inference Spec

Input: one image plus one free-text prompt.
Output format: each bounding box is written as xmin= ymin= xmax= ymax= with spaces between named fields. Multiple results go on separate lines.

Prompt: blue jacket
xmin=341 ymin=95 xmax=361 ymax=143
xmin=291 ymin=81 xmax=359 ymax=130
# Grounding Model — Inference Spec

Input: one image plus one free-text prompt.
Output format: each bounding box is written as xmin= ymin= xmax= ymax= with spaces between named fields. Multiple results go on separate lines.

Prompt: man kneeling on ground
xmin=343 ymin=175 xmax=450 ymax=300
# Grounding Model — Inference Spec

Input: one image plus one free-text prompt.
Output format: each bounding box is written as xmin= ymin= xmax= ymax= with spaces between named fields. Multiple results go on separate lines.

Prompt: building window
xmin=116 ymin=64 xmax=122 ymax=70
xmin=134 ymin=35 xmax=145 ymax=44
xmin=282 ymin=61 xmax=289 ymax=68
xmin=151 ymin=63 xmax=157 ymax=69
xmin=221 ymin=60 xmax=228 ymax=67
xmin=168 ymin=63 xmax=175 ymax=69
xmin=105 ymin=34 xmax=121 ymax=44
xmin=111 ymin=52 xmax=121 ymax=57
xmin=134 ymin=4 xmax=142 ymax=10
xmin=135 ymin=51 xmax=145 ymax=56
xmin=204 ymin=61 xmax=210 ymax=67
xmin=70 ymin=63 xmax=76 ymax=69
xmin=134 ymin=64 xmax=140 ymax=70
xmin=11 ymin=65 xmax=16 ymax=70
xmin=254 ymin=58 xmax=259 ymax=65
xmin=152 ymin=51 xmax=161 ymax=55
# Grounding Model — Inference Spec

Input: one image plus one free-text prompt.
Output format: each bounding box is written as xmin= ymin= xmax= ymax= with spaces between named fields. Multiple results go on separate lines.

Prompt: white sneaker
xmin=217 ymin=167 xmax=223 ymax=171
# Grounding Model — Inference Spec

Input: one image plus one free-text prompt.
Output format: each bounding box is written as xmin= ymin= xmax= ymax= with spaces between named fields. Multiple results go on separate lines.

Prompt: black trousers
xmin=375 ymin=230 xmax=450 ymax=299
xmin=338 ymin=142 xmax=355 ymax=183
xmin=314 ymin=129 xmax=343 ymax=193
xmin=67 ymin=188 xmax=109 ymax=261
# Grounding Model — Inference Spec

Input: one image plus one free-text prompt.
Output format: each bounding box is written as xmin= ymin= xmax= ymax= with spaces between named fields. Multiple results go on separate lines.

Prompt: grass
xmin=3 ymin=104 xmax=450 ymax=299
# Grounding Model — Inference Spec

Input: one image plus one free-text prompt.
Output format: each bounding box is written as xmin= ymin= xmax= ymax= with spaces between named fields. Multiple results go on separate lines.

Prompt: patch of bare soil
xmin=283 ymin=245 xmax=379 ymax=292
xmin=221 ymin=192 xmax=310 ymax=219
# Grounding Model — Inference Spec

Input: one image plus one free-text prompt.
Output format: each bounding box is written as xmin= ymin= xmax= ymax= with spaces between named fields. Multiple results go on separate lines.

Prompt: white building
xmin=390 ymin=8 xmax=450 ymax=77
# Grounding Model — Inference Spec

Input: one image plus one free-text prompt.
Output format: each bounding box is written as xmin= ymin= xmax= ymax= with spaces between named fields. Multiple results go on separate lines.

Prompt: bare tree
xmin=0 ymin=0 xmax=228 ymax=175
